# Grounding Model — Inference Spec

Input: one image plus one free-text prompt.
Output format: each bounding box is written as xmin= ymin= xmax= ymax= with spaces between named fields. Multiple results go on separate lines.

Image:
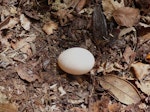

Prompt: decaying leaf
xmin=0 ymin=17 xmax=19 ymax=30
xmin=102 ymin=0 xmax=124 ymax=20
xmin=42 ymin=21 xmax=58 ymax=35
xmin=11 ymin=36 xmax=36 ymax=56
xmin=113 ymin=7 xmax=140 ymax=27
xmin=15 ymin=63 xmax=40 ymax=82
xmin=135 ymin=81 xmax=150 ymax=95
xmin=20 ymin=14 xmax=31 ymax=30
xmin=0 ymin=103 xmax=18 ymax=112
xmin=123 ymin=46 xmax=136 ymax=64
xmin=118 ymin=27 xmax=136 ymax=37
xmin=98 ymin=75 xmax=141 ymax=105
xmin=131 ymin=62 xmax=150 ymax=80
xmin=131 ymin=62 xmax=150 ymax=95
xmin=56 ymin=9 xmax=74 ymax=26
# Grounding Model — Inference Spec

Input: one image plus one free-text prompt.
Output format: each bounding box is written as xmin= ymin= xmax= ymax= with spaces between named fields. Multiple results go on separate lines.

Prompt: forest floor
xmin=0 ymin=0 xmax=150 ymax=112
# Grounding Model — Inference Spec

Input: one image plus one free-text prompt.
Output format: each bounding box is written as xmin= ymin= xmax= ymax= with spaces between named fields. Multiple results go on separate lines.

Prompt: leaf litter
xmin=0 ymin=0 xmax=149 ymax=111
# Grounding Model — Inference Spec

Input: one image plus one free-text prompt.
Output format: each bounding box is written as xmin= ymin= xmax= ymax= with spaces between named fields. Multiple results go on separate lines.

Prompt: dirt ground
xmin=0 ymin=0 xmax=150 ymax=112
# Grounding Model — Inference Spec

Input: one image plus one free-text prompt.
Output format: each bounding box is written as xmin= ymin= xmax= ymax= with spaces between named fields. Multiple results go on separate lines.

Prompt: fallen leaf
xmin=11 ymin=36 xmax=36 ymax=56
xmin=118 ymin=27 xmax=136 ymax=37
xmin=113 ymin=7 xmax=140 ymax=27
xmin=131 ymin=62 xmax=150 ymax=95
xmin=92 ymin=4 xmax=108 ymax=46
xmin=98 ymin=75 xmax=141 ymax=105
xmin=0 ymin=17 xmax=19 ymax=30
xmin=102 ymin=0 xmax=124 ymax=20
xmin=123 ymin=46 xmax=136 ymax=64
xmin=56 ymin=9 xmax=74 ymax=26
xmin=15 ymin=63 xmax=40 ymax=82
xmin=131 ymin=62 xmax=150 ymax=80
xmin=42 ymin=21 xmax=58 ymax=35
xmin=24 ymin=10 xmax=40 ymax=20
xmin=135 ymin=81 xmax=150 ymax=95
xmin=20 ymin=14 xmax=31 ymax=30
xmin=0 ymin=103 xmax=18 ymax=112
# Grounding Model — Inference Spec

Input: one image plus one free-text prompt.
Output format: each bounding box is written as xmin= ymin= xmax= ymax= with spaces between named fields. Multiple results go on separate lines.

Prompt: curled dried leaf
xmin=136 ymin=81 xmax=150 ymax=95
xmin=15 ymin=63 xmax=40 ymax=82
xmin=98 ymin=75 xmax=141 ymax=105
xmin=42 ymin=21 xmax=58 ymax=35
xmin=113 ymin=7 xmax=140 ymax=27
xmin=102 ymin=0 xmax=124 ymax=20
xmin=131 ymin=62 xmax=150 ymax=95
xmin=131 ymin=62 xmax=150 ymax=80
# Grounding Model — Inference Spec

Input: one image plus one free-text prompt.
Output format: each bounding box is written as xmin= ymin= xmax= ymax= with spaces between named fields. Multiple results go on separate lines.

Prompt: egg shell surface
xmin=58 ymin=47 xmax=95 ymax=75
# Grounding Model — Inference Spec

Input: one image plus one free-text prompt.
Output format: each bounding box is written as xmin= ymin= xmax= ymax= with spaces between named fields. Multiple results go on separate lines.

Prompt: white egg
xmin=58 ymin=47 xmax=95 ymax=75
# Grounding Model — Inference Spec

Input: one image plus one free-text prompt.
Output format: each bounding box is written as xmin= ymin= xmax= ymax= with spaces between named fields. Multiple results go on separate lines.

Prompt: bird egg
xmin=58 ymin=47 xmax=95 ymax=75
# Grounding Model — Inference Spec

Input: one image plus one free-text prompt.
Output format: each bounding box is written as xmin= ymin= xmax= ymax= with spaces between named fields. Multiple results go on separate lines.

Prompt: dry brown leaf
xmin=123 ymin=46 xmax=136 ymax=64
xmin=131 ymin=62 xmax=150 ymax=95
xmin=113 ymin=7 xmax=140 ymax=27
xmin=11 ymin=36 xmax=36 ymax=56
xmin=131 ymin=62 xmax=150 ymax=80
xmin=56 ymin=9 xmax=74 ymax=26
xmin=42 ymin=21 xmax=58 ymax=35
xmin=15 ymin=63 xmax=40 ymax=82
xmin=135 ymin=81 xmax=150 ymax=95
xmin=118 ymin=27 xmax=136 ymax=37
xmin=0 ymin=103 xmax=18 ymax=112
xmin=98 ymin=75 xmax=141 ymax=105
xmin=102 ymin=0 xmax=124 ymax=20
xmin=20 ymin=14 xmax=31 ymax=30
